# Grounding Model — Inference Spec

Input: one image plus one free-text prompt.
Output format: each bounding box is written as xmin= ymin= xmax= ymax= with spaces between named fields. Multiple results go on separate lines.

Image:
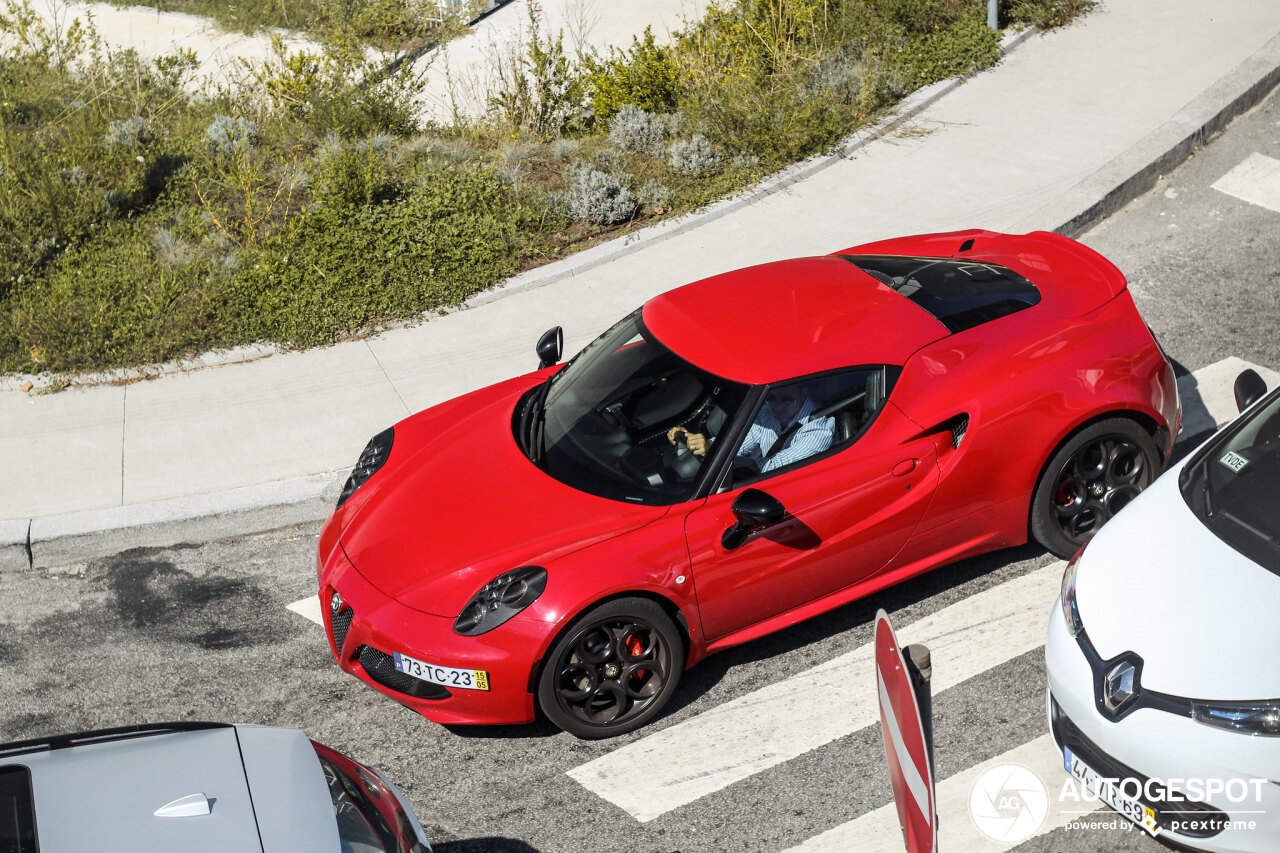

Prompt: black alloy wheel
xmin=1031 ymin=417 xmax=1161 ymax=558
xmin=537 ymin=597 xmax=684 ymax=739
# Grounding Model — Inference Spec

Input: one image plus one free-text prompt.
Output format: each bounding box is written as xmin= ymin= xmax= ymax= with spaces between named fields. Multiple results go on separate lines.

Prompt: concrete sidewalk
xmin=5 ymin=0 xmax=1280 ymax=569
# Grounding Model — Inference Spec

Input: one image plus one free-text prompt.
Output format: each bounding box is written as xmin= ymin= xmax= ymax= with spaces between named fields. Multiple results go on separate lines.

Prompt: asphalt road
xmin=3 ymin=86 xmax=1280 ymax=853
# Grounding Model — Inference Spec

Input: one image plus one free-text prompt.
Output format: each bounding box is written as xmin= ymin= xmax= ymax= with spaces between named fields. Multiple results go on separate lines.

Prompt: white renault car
xmin=0 ymin=721 xmax=432 ymax=852
xmin=1046 ymin=369 xmax=1280 ymax=853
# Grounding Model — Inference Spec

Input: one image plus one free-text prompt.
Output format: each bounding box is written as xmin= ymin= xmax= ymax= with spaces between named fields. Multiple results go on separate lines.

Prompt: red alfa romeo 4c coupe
xmin=317 ymin=229 xmax=1180 ymax=738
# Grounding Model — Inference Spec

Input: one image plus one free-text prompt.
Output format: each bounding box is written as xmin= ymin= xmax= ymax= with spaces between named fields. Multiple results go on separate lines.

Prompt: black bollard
xmin=904 ymin=643 xmax=934 ymax=784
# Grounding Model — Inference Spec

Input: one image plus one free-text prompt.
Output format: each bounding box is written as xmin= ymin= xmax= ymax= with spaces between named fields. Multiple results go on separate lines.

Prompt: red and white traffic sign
xmin=875 ymin=609 xmax=937 ymax=853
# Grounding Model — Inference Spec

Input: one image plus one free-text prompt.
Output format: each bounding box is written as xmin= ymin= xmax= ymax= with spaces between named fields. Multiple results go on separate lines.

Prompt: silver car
xmin=0 ymin=721 xmax=431 ymax=852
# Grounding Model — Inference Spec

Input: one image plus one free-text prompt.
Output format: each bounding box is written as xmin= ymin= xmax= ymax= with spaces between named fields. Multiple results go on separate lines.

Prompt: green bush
xmin=224 ymin=168 xmax=521 ymax=347
xmin=0 ymin=42 xmax=208 ymax=297
xmin=313 ymin=143 xmax=397 ymax=207
xmin=891 ymin=10 xmax=1001 ymax=89
xmin=487 ymin=10 xmax=585 ymax=139
xmin=585 ymin=28 xmax=680 ymax=123
xmin=1007 ymin=0 xmax=1094 ymax=28
xmin=879 ymin=0 xmax=971 ymax=32
xmin=2 ymin=221 xmax=224 ymax=372
xmin=251 ymin=35 xmax=424 ymax=137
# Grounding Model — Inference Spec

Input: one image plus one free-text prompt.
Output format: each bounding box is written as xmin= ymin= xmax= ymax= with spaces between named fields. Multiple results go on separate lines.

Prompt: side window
xmin=731 ymin=367 xmax=890 ymax=485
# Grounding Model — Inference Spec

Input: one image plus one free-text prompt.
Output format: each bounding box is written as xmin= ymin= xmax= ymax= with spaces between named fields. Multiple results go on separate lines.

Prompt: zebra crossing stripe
xmin=286 ymin=594 xmax=323 ymax=626
xmin=1174 ymin=357 xmax=1280 ymax=439
xmin=1211 ymin=152 xmax=1280 ymax=217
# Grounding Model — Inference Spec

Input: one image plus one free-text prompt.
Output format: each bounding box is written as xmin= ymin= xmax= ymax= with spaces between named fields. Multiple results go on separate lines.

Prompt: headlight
xmin=454 ymin=567 xmax=548 ymax=636
xmin=1060 ymin=546 xmax=1085 ymax=637
xmin=336 ymin=427 xmax=394 ymax=509
xmin=1192 ymin=700 xmax=1280 ymax=736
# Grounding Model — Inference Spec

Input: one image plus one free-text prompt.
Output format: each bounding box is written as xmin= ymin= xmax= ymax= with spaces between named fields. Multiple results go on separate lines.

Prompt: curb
xmin=10 ymin=26 xmax=1280 ymax=570
xmin=1 ymin=472 xmax=347 ymax=572
xmin=1022 ymin=30 xmax=1280 ymax=236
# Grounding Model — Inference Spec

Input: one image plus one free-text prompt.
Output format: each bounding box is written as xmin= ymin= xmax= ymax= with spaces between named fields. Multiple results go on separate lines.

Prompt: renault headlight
xmin=1192 ymin=700 xmax=1280 ymax=736
xmin=454 ymin=567 xmax=548 ymax=636
xmin=1060 ymin=546 xmax=1085 ymax=638
xmin=336 ymin=427 xmax=394 ymax=508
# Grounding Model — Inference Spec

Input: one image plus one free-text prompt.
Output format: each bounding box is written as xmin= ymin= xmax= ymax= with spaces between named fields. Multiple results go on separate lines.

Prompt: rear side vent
xmin=949 ymin=414 xmax=969 ymax=449
xmin=958 ymin=238 xmax=975 ymax=253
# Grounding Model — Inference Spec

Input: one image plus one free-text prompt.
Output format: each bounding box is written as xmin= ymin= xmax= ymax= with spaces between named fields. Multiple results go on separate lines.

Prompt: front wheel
xmin=1031 ymin=417 xmax=1161 ymax=558
xmin=537 ymin=597 xmax=684 ymax=739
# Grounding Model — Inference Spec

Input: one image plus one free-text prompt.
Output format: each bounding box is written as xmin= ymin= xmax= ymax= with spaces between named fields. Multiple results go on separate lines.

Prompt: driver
xmin=667 ymin=385 xmax=835 ymax=474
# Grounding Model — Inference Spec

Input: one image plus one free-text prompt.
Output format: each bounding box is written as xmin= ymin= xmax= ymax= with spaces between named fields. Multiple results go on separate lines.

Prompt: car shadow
xmin=760 ymin=516 xmax=821 ymax=550
xmin=441 ymin=717 xmax=562 ymax=740
xmin=434 ymin=838 xmax=546 ymax=853
xmin=658 ymin=541 xmax=1052 ymax=722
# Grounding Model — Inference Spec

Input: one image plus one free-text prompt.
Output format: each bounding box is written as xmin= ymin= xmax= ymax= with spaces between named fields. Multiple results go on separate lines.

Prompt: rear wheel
xmin=1031 ymin=418 xmax=1161 ymax=558
xmin=537 ymin=597 xmax=684 ymax=739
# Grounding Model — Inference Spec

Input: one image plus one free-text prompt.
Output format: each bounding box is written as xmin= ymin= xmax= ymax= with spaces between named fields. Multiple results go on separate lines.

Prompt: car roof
xmin=641 ymin=255 xmax=950 ymax=384
xmin=1 ymin=723 xmax=337 ymax=853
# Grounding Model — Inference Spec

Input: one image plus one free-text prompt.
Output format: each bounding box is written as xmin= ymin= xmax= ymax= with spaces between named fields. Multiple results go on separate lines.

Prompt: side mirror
xmin=1234 ymin=369 xmax=1267 ymax=413
xmin=722 ymin=489 xmax=786 ymax=550
xmin=536 ymin=326 xmax=563 ymax=369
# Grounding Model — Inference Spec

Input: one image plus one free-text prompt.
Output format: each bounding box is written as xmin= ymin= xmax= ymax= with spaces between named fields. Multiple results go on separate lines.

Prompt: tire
xmin=537 ymin=597 xmax=684 ymax=739
xmin=1030 ymin=417 xmax=1162 ymax=559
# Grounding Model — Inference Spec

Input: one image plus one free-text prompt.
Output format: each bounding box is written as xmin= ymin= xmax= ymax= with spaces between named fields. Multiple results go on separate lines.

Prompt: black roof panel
xmin=838 ymin=255 xmax=1041 ymax=333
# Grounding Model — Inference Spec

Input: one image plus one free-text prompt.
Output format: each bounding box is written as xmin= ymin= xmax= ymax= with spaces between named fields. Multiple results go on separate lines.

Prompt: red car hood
xmin=338 ymin=376 xmax=669 ymax=618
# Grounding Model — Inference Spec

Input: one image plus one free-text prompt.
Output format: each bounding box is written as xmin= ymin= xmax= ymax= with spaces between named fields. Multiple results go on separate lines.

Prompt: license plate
xmin=1064 ymin=746 xmax=1158 ymax=833
xmin=393 ymin=651 xmax=489 ymax=691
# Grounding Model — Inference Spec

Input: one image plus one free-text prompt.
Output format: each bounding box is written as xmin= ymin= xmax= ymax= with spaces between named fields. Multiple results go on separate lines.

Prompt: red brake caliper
xmin=629 ymin=634 xmax=648 ymax=683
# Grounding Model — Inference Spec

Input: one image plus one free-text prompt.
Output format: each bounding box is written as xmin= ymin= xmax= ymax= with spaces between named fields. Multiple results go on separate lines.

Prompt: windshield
xmin=1180 ymin=388 xmax=1280 ymax=573
xmin=319 ymin=755 xmax=416 ymax=853
xmin=536 ymin=311 xmax=749 ymax=505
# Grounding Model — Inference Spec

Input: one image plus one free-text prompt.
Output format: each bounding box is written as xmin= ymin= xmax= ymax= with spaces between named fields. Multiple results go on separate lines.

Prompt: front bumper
xmin=1045 ymin=600 xmax=1280 ymax=852
xmin=318 ymin=539 xmax=548 ymax=726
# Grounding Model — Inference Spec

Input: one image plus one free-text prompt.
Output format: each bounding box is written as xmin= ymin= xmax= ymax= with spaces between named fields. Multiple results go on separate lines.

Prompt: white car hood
xmin=1077 ymin=458 xmax=1280 ymax=700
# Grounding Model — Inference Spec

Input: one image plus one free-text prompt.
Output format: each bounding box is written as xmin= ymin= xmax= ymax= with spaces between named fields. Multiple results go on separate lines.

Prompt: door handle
xmin=892 ymin=459 xmax=917 ymax=477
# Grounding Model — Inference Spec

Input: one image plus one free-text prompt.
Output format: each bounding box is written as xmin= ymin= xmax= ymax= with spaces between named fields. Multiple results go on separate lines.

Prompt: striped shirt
xmin=737 ymin=395 xmax=835 ymax=473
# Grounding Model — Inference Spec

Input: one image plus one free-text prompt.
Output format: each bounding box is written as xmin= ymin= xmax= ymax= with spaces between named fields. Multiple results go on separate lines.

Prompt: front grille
xmin=356 ymin=646 xmax=451 ymax=700
xmin=330 ymin=605 xmax=354 ymax=657
xmin=1051 ymin=697 xmax=1228 ymax=838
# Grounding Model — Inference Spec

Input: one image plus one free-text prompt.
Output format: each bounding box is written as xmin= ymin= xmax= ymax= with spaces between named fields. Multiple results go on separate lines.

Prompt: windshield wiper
xmin=1218 ymin=509 xmax=1280 ymax=547
xmin=523 ymin=380 xmax=551 ymax=467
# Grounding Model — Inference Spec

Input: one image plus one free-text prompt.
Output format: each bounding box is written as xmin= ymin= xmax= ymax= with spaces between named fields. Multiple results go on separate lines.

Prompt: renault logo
xmin=1103 ymin=660 xmax=1138 ymax=714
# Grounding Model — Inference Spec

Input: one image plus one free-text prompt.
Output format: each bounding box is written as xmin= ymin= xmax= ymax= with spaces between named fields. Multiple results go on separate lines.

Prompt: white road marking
xmin=1211 ymin=152 xmax=1280 ymax=215
xmin=1175 ymin=356 xmax=1280 ymax=438
xmin=286 ymin=594 xmax=324 ymax=625
xmin=783 ymin=733 xmax=1102 ymax=853
xmin=567 ymin=563 xmax=1065 ymax=822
